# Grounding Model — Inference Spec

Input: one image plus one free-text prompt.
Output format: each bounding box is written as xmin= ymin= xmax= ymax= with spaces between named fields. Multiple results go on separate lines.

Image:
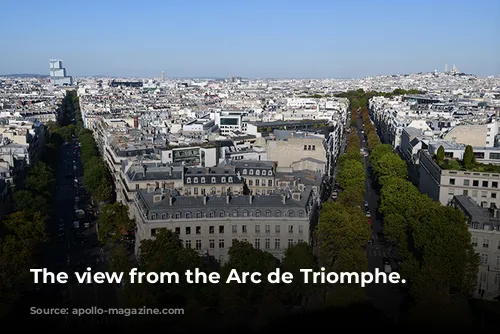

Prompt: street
xmin=356 ymin=111 xmax=403 ymax=320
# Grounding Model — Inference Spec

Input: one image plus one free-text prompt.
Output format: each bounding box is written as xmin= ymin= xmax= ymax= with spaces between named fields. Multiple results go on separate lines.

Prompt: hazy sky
xmin=1 ymin=0 xmax=499 ymax=78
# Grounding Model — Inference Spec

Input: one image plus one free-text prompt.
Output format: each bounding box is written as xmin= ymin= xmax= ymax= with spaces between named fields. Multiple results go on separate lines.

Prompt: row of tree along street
xmin=359 ymin=107 xmax=480 ymax=329
xmin=0 ymin=95 xmax=76 ymax=315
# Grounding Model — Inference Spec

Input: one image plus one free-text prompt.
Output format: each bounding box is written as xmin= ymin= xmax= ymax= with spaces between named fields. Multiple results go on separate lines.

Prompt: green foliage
xmin=368 ymin=144 xmax=393 ymax=164
xmin=462 ymin=145 xmax=475 ymax=169
xmin=336 ymin=187 xmax=364 ymax=208
xmin=337 ymin=159 xmax=365 ymax=191
xmin=98 ymin=202 xmax=135 ymax=244
xmin=372 ymin=152 xmax=408 ymax=183
xmin=436 ymin=145 xmax=445 ymax=162
xmin=25 ymin=161 xmax=55 ymax=196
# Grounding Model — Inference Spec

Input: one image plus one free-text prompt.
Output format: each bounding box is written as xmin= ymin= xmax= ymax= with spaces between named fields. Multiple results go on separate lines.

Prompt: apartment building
xmin=419 ymin=150 xmax=500 ymax=207
xmin=452 ymin=195 xmax=500 ymax=301
xmin=132 ymin=184 xmax=318 ymax=263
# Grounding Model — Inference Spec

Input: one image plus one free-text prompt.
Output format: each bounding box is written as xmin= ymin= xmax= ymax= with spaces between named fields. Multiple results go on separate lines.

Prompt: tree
xmin=109 ymin=243 xmax=134 ymax=275
xmin=372 ymin=153 xmax=408 ymax=184
xmin=97 ymin=202 xmax=135 ymax=244
xmin=337 ymin=160 xmax=365 ymax=191
xmin=2 ymin=211 xmax=48 ymax=250
xmin=25 ymin=162 xmax=55 ymax=196
xmin=436 ymin=145 xmax=445 ymax=163
xmin=281 ymin=242 xmax=318 ymax=308
xmin=463 ymin=145 xmax=475 ymax=169
xmin=13 ymin=190 xmax=49 ymax=218
xmin=369 ymin=144 xmax=393 ymax=164
xmin=336 ymin=187 xmax=364 ymax=208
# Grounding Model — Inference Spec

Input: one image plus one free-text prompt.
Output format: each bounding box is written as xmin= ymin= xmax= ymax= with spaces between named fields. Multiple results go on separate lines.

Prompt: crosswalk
xmin=366 ymin=249 xmax=389 ymax=257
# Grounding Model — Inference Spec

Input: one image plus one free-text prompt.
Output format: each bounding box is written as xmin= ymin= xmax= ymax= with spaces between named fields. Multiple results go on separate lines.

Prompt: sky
xmin=1 ymin=0 xmax=499 ymax=78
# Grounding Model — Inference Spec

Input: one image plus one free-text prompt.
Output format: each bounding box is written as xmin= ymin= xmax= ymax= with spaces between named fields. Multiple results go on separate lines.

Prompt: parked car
xmin=383 ymin=257 xmax=392 ymax=273
xmin=365 ymin=210 xmax=371 ymax=217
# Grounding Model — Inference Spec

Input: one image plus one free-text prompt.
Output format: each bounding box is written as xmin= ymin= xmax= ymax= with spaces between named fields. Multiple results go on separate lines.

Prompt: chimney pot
xmin=226 ymin=195 xmax=230 ymax=204
xmin=282 ymin=193 xmax=286 ymax=204
xmin=249 ymin=195 xmax=253 ymax=204
xmin=203 ymin=196 xmax=207 ymax=205
xmin=168 ymin=195 xmax=173 ymax=206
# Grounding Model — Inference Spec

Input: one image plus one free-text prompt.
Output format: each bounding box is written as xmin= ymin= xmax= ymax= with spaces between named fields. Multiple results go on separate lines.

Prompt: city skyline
xmin=1 ymin=0 xmax=499 ymax=78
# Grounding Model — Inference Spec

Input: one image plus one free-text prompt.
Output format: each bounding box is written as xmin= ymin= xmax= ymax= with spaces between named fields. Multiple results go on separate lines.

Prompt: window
xmin=150 ymin=214 xmax=157 ymax=220
xmin=262 ymin=170 xmax=267 ymax=176
xmin=492 ymin=193 xmax=497 ymax=199
xmin=473 ymin=180 xmax=479 ymax=187
xmin=255 ymin=210 xmax=261 ymax=217
xmin=209 ymin=239 xmax=214 ymax=249
xmin=463 ymin=179 xmax=470 ymax=186
xmin=472 ymin=190 xmax=478 ymax=197
xmin=288 ymin=239 xmax=294 ymax=247
xmin=243 ymin=210 xmax=249 ymax=217
xmin=254 ymin=239 xmax=260 ymax=249
xmin=288 ymin=210 xmax=295 ymax=217
xmin=304 ymin=145 xmax=308 ymax=150
xmin=275 ymin=225 xmax=280 ymax=233
xmin=481 ymin=191 xmax=487 ymax=198
xmin=498 ymin=240 xmax=500 ymax=249
xmin=449 ymin=178 xmax=455 ymax=185
xmin=255 ymin=170 xmax=260 ymax=176
xmin=268 ymin=179 xmax=273 ymax=186
xmin=196 ymin=211 xmax=202 ymax=218
xmin=299 ymin=225 xmax=304 ymax=234
xmin=242 ymin=225 xmax=247 ymax=233
xmin=175 ymin=227 xmax=180 ymax=234
xmin=255 ymin=225 xmax=260 ymax=233
xmin=463 ymin=190 xmax=469 ymax=196
xmin=185 ymin=227 xmax=191 ymax=235
xmin=151 ymin=229 xmax=157 ymax=237
xmin=492 ymin=181 xmax=498 ymax=188
xmin=312 ymin=145 xmax=316 ymax=150
xmin=209 ymin=211 xmax=215 ymax=218
xmin=196 ymin=226 xmax=201 ymax=234
xmin=219 ymin=211 xmax=225 ymax=217
xmin=496 ymin=273 xmax=500 ymax=286
xmin=274 ymin=239 xmax=281 ymax=249
xmin=196 ymin=240 xmax=202 ymax=250
xmin=298 ymin=239 xmax=303 ymax=243
xmin=265 ymin=225 xmax=270 ymax=233
xmin=255 ymin=179 xmax=260 ymax=186
xmin=209 ymin=226 xmax=214 ymax=234
xmin=249 ymin=169 xmax=254 ymax=175
xmin=298 ymin=211 xmax=305 ymax=218
xmin=491 ymin=153 xmax=500 ymax=160
xmin=483 ymin=239 xmax=489 ymax=248
xmin=186 ymin=177 xmax=191 ymax=184
xmin=221 ymin=177 xmax=226 ymax=183
xmin=219 ymin=226 xmax=224 ymax=233
xmin=496 ymin=255 xmax=500 ymax=268
xmin=185 ymin=240 xmax=192 ymax=249
xmin=483 ymin=181 xmax=488 ymax=187
xmin=219 ymin=239 xmax=225 ymax=249
xmin=472 ymin=238 xmax=478 ymax=247
xmin=288 ymin=225 xmax=294 ymax=233
xmin=232 ymin=225 xmax=237 ymax=233
xmin=211 ymin=177 xmax=216 ymax=183
xmin=242 ymin=169 xmax=247 ymax=175
xmin=228 ymin=177 xmax=233 ymax=182
xmin=265 ymin=210 xmax=271 ymax=217
xmin=232 ymin=211 xmax=238 ymax=217
xmin=276 ymin=210 xmax=282 ymax=217
xmin=481 ymin=253 xmax=488 ymax=265
xmin=265 ymin=238 xmax=270 ymax=249
xmin=201 ymin=177 xmax=205 ymax=183
xmin=248 ymin=180 xmax=253 ymax=186
xmin=308 ymin=145 xmax=311 ymax=150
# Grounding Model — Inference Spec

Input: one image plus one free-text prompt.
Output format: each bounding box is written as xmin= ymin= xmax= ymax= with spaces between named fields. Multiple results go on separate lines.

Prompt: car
xmin=58 ymin=219 xmax=64 ymax=227
xmin=367 ymin=218 xmax=372 ymax=226
xmin=73 ymin=205 xmax=78 ymax=210
xmin=57 ymin=231 xmax=64 ymax=237
xmin=365 ymin=210 xmax=371 ymax=217
xmin=57 ymin=237 xmax=64 ymax=243
xmin=364 ymin=201 xmax=369 ymax=208
xmin=383 ymin=257 xmax=392 ymax=273
xmin=331 ymin=191 xmax=338 ymax=200
xmin=58 ymin=225 xmax=64 ymax=232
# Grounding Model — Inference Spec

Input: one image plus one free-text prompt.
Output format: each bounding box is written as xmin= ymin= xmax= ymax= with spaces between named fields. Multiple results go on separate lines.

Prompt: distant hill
xmin=0 ymin=74 xmax=49 ymax=78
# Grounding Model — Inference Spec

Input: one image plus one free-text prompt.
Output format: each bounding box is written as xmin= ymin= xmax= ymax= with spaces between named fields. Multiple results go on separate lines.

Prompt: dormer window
xmin=194 ymin=177 xmax=198 ymax=184
xmin=243 ymin=169 xmax=247 ymax=175
xmin=221 ymin=177 xmax=226 ymax=183
xmin=262 ymin=170 xmax=267 ymax=176
xmin=249 ymin=169 xmax=254 ymax=175
xmin=228 ymin=177 xmax=233 ymax=183
xmin=211 ymin=177 xmax=216 ymax=183
xmin=186 ymin=177 xmax=191 ymax=184
xmin=201 ymin=177 xmax=205 ymax=183
xmin=255 ymin=170 xmax=260 ymax=176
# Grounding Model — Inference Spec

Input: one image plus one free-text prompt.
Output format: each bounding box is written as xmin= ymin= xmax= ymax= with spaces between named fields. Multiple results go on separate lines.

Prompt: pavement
xmin=356 ymin=111 xmax=403 ymax=320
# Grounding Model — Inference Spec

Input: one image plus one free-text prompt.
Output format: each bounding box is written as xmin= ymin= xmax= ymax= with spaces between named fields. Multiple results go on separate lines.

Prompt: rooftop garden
xmin=434 ymin=145 xmax=500 ymax=174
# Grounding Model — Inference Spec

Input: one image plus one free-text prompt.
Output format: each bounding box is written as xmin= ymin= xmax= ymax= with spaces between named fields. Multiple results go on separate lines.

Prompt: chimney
xmin=142 ymin=165 xmax=147 ymax=178
xmin=226 ymin=195 xmax=231 ymax=204
xmin=290 ymin=132 xmax=294 ymax=139
xmin=203 ymin=196 xmax=207 ymax=205
xmin=168 ymin=195 xmax=173 ymax=206
xmin=249 ymin=195 xmax=253 ymax=204
xmin=282 ymin=193 xmax=286 ymax=204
